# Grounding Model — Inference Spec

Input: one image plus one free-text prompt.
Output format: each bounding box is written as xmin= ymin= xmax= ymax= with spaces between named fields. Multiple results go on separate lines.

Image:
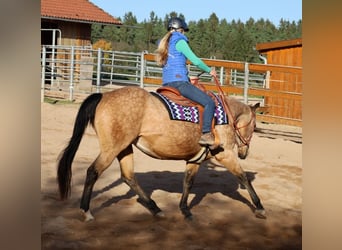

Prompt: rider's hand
xmin=209 ymin=68 xmax=217 ymax=78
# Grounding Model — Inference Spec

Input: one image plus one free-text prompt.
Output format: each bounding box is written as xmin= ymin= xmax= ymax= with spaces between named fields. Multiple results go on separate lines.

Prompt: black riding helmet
xmin=167 ymin=17 xmax=189 ymax=32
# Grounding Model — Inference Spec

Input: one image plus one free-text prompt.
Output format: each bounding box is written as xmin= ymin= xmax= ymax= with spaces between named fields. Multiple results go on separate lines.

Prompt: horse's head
xmin=234 ymin=102 xmax=260 ymax=159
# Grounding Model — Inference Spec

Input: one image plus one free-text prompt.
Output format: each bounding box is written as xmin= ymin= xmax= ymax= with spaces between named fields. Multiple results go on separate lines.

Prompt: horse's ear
xmin=250 ymin=102 xmax=260 ymax=112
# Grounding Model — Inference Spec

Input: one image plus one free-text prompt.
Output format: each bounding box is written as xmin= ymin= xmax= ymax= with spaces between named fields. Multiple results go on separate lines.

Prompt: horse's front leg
xmin=118 ymin=145 xmax=163 ymax=217
xmin=214 ymin=150 xmax=266 ymax=219
xmin=179 ymin=162 xmax=200 ymax=220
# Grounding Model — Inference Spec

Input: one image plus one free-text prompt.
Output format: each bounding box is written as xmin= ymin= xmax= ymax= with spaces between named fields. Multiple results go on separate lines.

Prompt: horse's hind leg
xmin=80 ymin=151 xmax=116 ymax=221
xmin=118 ymin=145 xmax=163 ymax=217
xmin=179 ymin=163 xmax=199 ymax=219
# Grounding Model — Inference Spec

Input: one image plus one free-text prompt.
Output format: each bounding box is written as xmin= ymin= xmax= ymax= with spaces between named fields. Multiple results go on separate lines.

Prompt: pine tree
xmin=91 ymin=13 xmax=302 ymax=63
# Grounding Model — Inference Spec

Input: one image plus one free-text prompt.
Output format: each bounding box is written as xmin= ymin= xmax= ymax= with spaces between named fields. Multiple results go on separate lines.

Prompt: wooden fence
xmin=143 ymin=53 xmax=302 ymax=127
xmin=41 ymin=46 xmax=302 ymax=127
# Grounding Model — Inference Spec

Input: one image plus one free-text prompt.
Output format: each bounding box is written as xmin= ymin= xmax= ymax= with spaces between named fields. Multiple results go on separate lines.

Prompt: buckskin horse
xmin=57 ymin=84 xmax=266 ymax=221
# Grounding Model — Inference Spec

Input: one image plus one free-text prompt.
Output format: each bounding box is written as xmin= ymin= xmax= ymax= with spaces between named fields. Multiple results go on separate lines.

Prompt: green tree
xmin=207 ymin=13 xmax=220 ymax=58
xmin=142 ymin=11 xmax=164 ymax=51
xmin=121 ymin=12 xmax=138 ymax=46
xmin=91 ymin=13 xmax=302 ymax=63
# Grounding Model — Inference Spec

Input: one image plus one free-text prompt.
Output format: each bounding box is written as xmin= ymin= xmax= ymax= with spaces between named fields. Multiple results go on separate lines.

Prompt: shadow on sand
xmin=90 ymin=162 xmax=258 ymax=215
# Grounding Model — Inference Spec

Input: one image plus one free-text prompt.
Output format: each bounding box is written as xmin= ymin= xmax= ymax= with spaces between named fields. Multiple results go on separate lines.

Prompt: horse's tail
xmin=57 ymin=93 xmax=102 ymax=200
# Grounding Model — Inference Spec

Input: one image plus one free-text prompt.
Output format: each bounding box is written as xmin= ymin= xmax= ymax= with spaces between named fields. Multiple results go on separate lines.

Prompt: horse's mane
xmin=225 ymin=96 xmax=250 ymax=118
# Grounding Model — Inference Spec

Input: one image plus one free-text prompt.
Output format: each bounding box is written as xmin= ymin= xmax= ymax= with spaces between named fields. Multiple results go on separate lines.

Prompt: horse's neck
xmin=226 ymin=97 xmax=248 ymax=119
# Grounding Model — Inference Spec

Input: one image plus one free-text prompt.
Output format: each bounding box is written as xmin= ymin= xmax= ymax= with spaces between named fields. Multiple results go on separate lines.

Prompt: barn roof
xmin=41 ymin=0 xmax=122 ymax=25
xmin=256 ymin=38 xmax=302 ymax=52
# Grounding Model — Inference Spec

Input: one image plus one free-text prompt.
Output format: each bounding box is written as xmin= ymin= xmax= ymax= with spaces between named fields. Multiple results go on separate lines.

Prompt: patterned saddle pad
xmin=151 ymin=92 xmax=228 ymax=125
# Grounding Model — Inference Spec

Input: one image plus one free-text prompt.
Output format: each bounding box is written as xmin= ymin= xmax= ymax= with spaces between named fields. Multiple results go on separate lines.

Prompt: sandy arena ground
xmin=41 ymin=97 xmax=302 ymax=250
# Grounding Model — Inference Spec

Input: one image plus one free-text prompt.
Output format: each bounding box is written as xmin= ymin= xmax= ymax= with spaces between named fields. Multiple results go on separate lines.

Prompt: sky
xmin=90 ymin=0 xmax=302 ymax=26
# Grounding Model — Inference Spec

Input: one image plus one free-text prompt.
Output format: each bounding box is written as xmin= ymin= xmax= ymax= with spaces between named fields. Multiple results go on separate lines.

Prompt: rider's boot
xmin=199 ymin=132 xmax=219 ymax=149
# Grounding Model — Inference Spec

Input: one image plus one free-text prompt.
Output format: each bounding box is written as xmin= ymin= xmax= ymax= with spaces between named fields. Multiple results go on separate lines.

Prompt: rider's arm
xmin=175 ymin=39 xmax=211 ymax=73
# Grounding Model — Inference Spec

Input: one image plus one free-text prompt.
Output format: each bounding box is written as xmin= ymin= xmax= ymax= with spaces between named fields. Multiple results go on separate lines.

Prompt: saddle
xmin=156 ymin=78 xmax=219 ymax=107
xmin=156 ymin=80 xmax=221 ymax=147
xmin=157 ymin=86 xmax=204 ymax=109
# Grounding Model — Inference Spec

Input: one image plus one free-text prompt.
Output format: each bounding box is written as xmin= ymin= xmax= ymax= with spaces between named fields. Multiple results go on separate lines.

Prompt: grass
xmin=44 ymin=97 xmax=77 ymax=105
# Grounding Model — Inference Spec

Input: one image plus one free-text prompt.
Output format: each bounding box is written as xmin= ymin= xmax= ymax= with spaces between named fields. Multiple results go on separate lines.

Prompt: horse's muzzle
xmin=238 ymin=145 xmax=249 ymax=159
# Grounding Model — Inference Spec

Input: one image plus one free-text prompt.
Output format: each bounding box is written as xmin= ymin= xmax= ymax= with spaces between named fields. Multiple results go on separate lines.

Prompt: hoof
xmin=255 ymin=209 xmax=266 ymax=219
xmin=185 ymin=214 xmax=193 ymax=221
xmin=154 ymin=211 xmax=165 ymax=218
xmin=181 ymin=210 xmax=193 ymax=220
xmin=82 ymin=210 xmax=95 ymax=222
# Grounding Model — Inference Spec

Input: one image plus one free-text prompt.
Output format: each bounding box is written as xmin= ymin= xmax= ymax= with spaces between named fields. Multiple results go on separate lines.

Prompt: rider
xmin=155 ymin=17 xmax=218 ymax=149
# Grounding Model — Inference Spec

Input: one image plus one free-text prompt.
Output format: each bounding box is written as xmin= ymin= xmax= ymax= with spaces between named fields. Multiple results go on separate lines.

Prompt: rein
xmin=212 ymin=75 xmax=254 ymax=147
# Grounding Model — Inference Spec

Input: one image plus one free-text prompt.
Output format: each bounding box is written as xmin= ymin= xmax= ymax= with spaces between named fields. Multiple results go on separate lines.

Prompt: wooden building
xmin=256 ymin=38 xmax=302 ymax=121
xmin=41 ymin=0 xmax=121 ymax=46
xmin=41 ymin=0 xmax=122 ymax=89
xmin=256 ymin=38 xmax=302 ymax=67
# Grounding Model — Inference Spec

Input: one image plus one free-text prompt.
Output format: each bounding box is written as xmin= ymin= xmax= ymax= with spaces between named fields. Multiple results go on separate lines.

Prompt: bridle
xmin=213 ymin=76 xmax=255 ymax=147
xmin=232 ymin=110 xmax=255 ymax=147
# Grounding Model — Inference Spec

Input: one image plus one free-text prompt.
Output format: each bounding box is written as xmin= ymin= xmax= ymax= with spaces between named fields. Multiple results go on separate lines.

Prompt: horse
xmin=57 ymin=86 xmax=266 ymax=221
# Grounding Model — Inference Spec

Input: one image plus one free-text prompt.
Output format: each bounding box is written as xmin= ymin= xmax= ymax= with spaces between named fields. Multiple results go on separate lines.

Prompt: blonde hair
xmin=155 ymin=31 xmax=173 ymax=66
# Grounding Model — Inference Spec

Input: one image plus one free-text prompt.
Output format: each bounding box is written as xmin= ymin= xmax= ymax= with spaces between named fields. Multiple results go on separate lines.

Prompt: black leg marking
xmin=123 ymin=176 xmax=162 ymax=216
xmin=238 ymin=172 xmax=266 ymax=218
xmin=80 ymin=165 xmax=98 ymax=212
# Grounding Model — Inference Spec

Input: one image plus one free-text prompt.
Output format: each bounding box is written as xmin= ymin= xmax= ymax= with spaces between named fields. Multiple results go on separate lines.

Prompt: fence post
xmin=41 ymin=46 xmax=46 ymax=102
xmin=140 ymin=51 xmax=145 ymax=88
xmin=135 ymin=53 xmax=139 ymax=83
xmin=110 ymin=51 xmax=115 ymax=85
xmin=219 ymin=66 xmax=224 ymax=85
xmin=232 ymin=69 xmax=237 ymax=85
xmin=51 ymin=32 xmax=56 ymax=88
xmin=69 ymin=46 xmax=75 ymax=101
xmin=244 ymin=62 xmax=249 ymax=104
xmin=96 ymin=48 xmax=102 ymax=93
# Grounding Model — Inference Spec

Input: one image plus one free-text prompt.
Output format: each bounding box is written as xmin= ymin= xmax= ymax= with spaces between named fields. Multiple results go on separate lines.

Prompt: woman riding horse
xmin=156 ymin=17 xmax=218 ymax=149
